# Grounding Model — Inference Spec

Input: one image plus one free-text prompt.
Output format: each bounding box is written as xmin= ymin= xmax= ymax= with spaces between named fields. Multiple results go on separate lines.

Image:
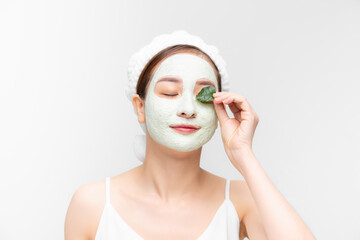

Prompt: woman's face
xmin=144 ymin=53 xmax=219 ymax=152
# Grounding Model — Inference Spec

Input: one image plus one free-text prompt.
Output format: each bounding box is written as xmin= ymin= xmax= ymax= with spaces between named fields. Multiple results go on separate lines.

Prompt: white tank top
xmin=95 ymin=177 xmax=240 ymax=240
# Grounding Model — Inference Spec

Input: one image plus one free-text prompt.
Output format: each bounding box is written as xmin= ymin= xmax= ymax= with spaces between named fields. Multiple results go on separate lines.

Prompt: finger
xmin=222 ymin=97 xmax=242 ymax=118
xmin=213 ymin=101 xmax=230 ymax=125
xmin=223 ymin=95 xmax=254 ymax=121
xmin=228 ymin=95 xmax=251 ymax=114
xmin=222 ymin=96 xmax=234 ymax=104
xmin=214 ymin=94 xmax=242 ymax=118
xmin=213 ymin=94 xmax=229 ymax=103
xmin=213 ymin=92 xmax=231 ymax=100
xmin=228 ymin=102 xmax=241 ymax=119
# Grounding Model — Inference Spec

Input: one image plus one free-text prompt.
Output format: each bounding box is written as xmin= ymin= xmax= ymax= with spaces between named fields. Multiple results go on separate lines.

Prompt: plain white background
xmin=0 ymin=0 xmax=359 ymax=239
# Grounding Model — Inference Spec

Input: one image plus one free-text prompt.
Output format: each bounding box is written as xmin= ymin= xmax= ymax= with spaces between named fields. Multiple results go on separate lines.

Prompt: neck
xmin=137 ymin=134 xmax=205 ymax=204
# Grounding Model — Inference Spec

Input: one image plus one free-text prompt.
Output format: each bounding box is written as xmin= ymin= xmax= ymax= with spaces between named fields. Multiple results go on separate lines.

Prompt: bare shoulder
xmin=64 ymin=179 xmax=106 ymax=240
xmin=229 ymin=179 xmax=250 ymax=219
xmin=229 ymin=179 xmax=254 ymax=239
xmin=230 ymin=179 xmax=268 ymax=240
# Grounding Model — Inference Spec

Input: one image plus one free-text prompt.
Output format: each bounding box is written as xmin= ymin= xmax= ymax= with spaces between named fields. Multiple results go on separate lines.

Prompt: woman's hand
xmin=212 ymin=91 xmax=259 ymax=162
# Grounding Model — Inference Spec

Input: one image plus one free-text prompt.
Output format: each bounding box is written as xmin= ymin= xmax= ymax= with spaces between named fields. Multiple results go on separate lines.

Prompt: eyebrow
xmin=197 ymin=79 xmax=215 ymax=87
xmin=157 ymin=77 xmax=215 ymax=87
xmin=157 ymin=77 xmax=182 ymax=84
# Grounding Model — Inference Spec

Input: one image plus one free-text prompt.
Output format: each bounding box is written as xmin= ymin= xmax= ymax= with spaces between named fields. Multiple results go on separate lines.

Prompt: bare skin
xmin=65 ymin=49 xmax=252 ymax=239
xmin=65 ymin=48 xmax=315 ymax=239
xmin=82 ymin=169 xmax=249 ymax=240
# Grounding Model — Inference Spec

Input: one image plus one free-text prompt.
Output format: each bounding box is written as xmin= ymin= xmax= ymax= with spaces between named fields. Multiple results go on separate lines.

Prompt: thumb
xmin=213 ymin=101 xmax=230 ymax=126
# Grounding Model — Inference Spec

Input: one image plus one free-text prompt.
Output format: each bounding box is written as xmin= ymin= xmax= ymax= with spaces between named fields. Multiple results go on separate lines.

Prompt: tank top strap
xmin=225 ymin=179 xmax=230 ymax=200
xmin=106 ymin=177 xmax=110 ymax=205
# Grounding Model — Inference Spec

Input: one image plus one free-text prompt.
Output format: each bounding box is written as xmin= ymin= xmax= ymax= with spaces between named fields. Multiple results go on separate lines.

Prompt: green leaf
xmin=196 ymin=86 xmax=216 ymax=103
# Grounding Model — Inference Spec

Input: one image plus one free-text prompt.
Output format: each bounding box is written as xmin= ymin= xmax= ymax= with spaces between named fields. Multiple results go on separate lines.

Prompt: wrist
xmin=229 ymin=147 xmax=256 ymax=171
xmin=230 ymin=147 xmax=254 ymax=156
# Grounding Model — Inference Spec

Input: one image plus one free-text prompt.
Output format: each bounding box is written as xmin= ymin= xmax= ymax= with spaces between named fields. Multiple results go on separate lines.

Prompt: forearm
xmin=232 ymin=149 xmax=316 ymax=240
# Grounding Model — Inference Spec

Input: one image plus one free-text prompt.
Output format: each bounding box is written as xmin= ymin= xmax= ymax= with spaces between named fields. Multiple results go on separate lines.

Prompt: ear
xmin=132 ymin=94 xmax=146 ymax=124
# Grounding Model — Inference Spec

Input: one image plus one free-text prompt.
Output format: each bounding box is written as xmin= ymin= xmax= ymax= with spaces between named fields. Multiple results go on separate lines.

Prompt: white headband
xmin=125 ymin=30 xmax=230 ymax=162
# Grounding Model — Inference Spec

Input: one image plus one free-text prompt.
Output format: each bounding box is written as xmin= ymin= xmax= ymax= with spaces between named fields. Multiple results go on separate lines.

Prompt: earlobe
xmin=132 ymin=94 xmax=146 ymax=124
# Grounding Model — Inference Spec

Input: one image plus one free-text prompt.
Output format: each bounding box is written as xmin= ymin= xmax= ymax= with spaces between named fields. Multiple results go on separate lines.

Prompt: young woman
xmin=65 ymin=31 xmax=316 ymax=240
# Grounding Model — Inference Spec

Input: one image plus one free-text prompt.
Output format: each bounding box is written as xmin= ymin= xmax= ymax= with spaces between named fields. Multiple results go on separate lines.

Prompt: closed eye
xmin=163 ymin=94 xmax=178 ymax=96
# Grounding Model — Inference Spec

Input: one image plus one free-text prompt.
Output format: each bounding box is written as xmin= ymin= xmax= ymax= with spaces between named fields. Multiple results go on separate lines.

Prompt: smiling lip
xmin=170 ymin=124 xmax=201 ymax=133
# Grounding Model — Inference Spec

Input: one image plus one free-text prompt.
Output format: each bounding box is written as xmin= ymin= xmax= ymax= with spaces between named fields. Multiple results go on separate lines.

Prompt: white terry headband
xmin=125 ymin=30 xmax=230 ymax=162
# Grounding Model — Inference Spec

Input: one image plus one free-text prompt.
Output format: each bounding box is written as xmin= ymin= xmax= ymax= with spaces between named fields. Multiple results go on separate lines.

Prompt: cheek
xmin=145 ymin=97 xmax=177 ymax=122
xmin=197 ymin=105 xmax=218 ymax=126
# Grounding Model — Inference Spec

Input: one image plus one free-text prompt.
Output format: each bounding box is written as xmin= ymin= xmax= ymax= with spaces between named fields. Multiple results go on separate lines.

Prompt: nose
xmin=178 ymin=112 xmax=196 ymax=119
xmin=177 ymin=92 xmax=197 ymax=119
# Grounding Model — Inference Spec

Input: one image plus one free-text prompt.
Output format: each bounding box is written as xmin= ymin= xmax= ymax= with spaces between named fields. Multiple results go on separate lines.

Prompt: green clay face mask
xmin=144 ymin=53 xmax=219 ymax=152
